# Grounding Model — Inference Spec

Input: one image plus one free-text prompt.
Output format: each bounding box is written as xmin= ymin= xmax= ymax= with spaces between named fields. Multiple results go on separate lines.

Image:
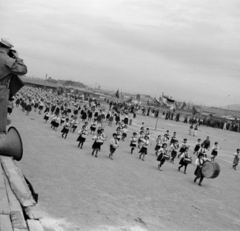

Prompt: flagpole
xmin=155 ymin=110 xmax=159 ymax=130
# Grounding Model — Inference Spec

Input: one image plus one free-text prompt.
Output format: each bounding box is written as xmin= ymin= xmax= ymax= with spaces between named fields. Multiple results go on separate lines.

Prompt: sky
xmin=1 ymin=0 xmax=240 ymax=106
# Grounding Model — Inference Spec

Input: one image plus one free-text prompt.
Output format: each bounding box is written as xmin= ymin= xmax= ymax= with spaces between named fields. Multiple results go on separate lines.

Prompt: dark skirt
xmin=211 ymin=150 xmax=218 ymax=156
xmin=194 ymin=166 xmax=203 ymax=177
xmin=44 ymin=115 xmax=49 ymax=121
xmin=171 ymin=150 xmax=177 ymax=159
xmin=110 ymin=145 xmax=116 ymax=153
xmin=77 ymin=136 xmax=86 ymax=142
xmin=179 ymin=147 xmax=186 ymax=153
xmin=26 ymin=105 xmax=32 ymax=112
xmin=179 ymin=158 xmax=188 ymax=166
xmin=130 ymin=142 xmax=137 ymax=147
xmin=92 ymin=141 xmax=102 ymax=149
xmin=139 ymin=147 xmax=147 ymax=154
xmin=90 ymin=126 xmax=96 ymax=132
xmin=55 ymin=123 xmax=59 ymax=128
xmin=39 ymin=105 xmax=43 ymax=110
xmin=61 ymin=127 xmax=69 ymax=134
xmin=124 ymin=118 xmax=129 ymax=124
xmin=7 ymin=108 xmax=13 ymax=114
xmin=122 ymin=133 xmax=127 ymax=139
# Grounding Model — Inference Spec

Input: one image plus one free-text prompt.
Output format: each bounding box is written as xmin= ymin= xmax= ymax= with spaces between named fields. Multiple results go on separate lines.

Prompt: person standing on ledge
xmin=0 ymin=38 xmax=27 ymax=136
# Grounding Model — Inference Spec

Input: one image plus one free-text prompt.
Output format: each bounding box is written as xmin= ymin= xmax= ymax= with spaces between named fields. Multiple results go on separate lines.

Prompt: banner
xmin=162 ymin=93 xmax=175 ymax=108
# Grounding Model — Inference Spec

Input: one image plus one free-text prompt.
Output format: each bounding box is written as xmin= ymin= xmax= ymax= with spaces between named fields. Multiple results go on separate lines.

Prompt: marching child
xmin=211 ymin=142 xmax=221 ymax=161
xmin=155 ymin=135 xmax=162 ymax=156
xmin=170 ymin=132 xmax=177 ymax=145
xmin=193 ymin=139 xmax=201 ymax=155
xmin=54 ymin=115 xmax=61 ymax=131
xmin=178 ymin=138 xmax=188 ymax=158
xmin=50 ymin=114 xmax=57 ymax=130
xmin=139 ymin=135 xmax=150 ymax=161
xmin=44 ymin=112 xmax=50 ymax=123
xmin=92 ymin=129 xmax=106 ymax=157
xmin=194 ymin=153 xmax=205 ymax=186
xmin=233 ymin=149 xmax=240 ymax=170
xmin=170 ymin=140 xmax=179 ymax=164
xmin=157 ymin=143 xmax=168 ymax=171
xmin=130 ymin=132 xmax=138 ymax=154
xmin=178 ymin=147 xmax=192 ymax=174
xmin=77 ymin=124 xmax=89 ymax=148
xmin=61 ymin=118 xmax=70 ymax=139
xmin=138 ymin=130 xmax=145 ymax=149
xmin=90 ymin=119 xmax=97 ymax=134
xmin=72 ymin=118 xmax=79 ymax=133
xmin=109 ymin=133 xmax=119 ymax=160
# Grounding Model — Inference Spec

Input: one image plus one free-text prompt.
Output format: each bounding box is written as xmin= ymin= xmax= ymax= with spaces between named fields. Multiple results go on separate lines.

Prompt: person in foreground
xmin=0 ymin=38 xmax=27 ymax=136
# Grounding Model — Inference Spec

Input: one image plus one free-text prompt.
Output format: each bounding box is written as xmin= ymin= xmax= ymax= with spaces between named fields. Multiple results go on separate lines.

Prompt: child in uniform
xmin=211 ymin=142 xmax=221 ymax=161
xmin=130 ymin=132 xmax=138 ymax=154
xmin=61 ymin=118 xmax=70 ymax=139
xmin=233 ymin=149 xmax=240 ymax=170
xmin=77 ymin=124 xmax=88 ymax=148
xmin=194 ymin=153 xmax=205 ymax=186
xmin=193 ymin=139 xmax=201 ymax=155
xmin=157 ymin=143 xmax=168 ymax=171
xmin=178 ymin=138 xmax=188 ymax=158
xmin=139 ymin=135 xmax=150 ymax=161
xmin=178 ymin=147 xmax=192 ymax=174
xmin=170 ymin=140 xmax=179 ymax=164
xmin=155 ymin=135 xmax=162 ymax=156
xmin=109 ymin=133 xmax=119 ymax=160
xmin=44 ymin=112 xmax=50 ymax=123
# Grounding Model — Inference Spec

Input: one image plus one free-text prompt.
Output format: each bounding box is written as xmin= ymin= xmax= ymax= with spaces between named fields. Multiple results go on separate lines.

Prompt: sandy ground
xmin=9 ymin=107 xmax=240 ymax=231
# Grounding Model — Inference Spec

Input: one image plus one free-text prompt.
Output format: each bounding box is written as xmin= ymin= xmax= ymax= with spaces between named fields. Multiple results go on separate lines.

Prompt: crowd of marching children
xmin=11 ymin=86 xmax=240 ymax=186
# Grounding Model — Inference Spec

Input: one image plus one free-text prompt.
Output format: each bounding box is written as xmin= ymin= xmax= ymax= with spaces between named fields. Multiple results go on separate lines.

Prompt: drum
xmin=184 ymin=158 xmax=192 ymax=164
xmin=201 ymin=161 xmax=220 ymax=179
xmin=163 ymin=154 xmax=170 ymax=160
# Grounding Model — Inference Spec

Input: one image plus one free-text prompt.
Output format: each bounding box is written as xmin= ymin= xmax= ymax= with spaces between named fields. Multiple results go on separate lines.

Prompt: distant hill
xmin=222 ymin=104 xmax=240 ymax=111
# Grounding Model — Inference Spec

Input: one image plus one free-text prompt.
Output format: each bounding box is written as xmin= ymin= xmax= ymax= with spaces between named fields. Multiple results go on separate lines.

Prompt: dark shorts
xmin=110 ymin=145 xmax=116 ymax=153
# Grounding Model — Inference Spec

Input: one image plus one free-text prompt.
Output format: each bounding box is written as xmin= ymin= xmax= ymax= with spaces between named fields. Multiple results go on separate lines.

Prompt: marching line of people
xmin=13 ymin=86 xmax=240 ymax=186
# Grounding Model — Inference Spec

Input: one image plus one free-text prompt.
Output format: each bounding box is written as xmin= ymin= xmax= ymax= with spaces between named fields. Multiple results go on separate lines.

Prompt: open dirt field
xmin=10 ymin=107 xmax=240 ymax=231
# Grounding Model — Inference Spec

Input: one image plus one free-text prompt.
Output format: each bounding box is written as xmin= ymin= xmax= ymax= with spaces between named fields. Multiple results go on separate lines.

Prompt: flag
xmin=181 ymin=102 xmax=187 ymax=110
xmin=153 ymin=97 xmax=161 ymax=106
xmin=192 ymin=105 xmax=202 ymax=115
xmin=162 ymin=93 xmax=175 ymax=108
xmin=115 ymin=90 xmax=120 ymax=98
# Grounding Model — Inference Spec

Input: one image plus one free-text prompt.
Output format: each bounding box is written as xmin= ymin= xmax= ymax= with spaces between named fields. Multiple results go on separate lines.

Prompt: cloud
xmin=1 ymin=0 xmax=240 ymax=105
